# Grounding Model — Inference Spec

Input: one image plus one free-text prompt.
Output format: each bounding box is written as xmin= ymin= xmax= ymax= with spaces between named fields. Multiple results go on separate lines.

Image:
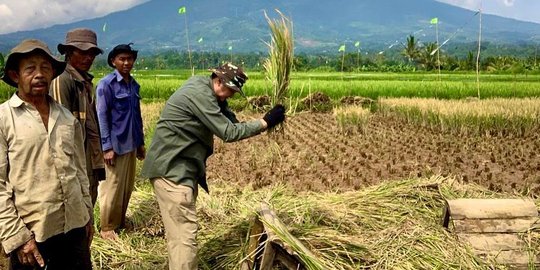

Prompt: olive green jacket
xmin=141 ymin=76 xmax=263 ymax=192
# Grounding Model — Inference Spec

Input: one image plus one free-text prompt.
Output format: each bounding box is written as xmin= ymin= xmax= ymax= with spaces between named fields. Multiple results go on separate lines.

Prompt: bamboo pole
xmin=183 ymin=12 xmax=193 ymax=75
xmin=476 ymin=2 xmax=483 ymax=99
xmin=436 ymin=21 xmax=441 ymax=83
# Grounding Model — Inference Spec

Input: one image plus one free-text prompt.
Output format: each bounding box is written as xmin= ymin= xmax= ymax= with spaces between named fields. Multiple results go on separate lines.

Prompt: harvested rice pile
xmin=91 ymin=175 xmax=539 ymax=269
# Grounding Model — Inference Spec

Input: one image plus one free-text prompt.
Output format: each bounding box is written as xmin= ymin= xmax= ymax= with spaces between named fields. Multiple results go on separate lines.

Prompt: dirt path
xmin=207 ymin=112 xmax=540 ymax=195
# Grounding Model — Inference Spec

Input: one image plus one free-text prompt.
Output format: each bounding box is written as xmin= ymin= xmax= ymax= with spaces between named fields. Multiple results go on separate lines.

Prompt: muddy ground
xmin=208 ymin=112 xmax=540 ymax=196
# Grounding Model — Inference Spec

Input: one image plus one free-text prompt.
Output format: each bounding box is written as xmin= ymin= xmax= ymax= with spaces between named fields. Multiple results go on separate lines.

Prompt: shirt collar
xmin=113 ymin=69 xmax=132 ymax=83
xmin=9 ymin=92 xmax=53 ymax=108
xmin=65 ymin=64 xmax=94 ymax=82
xmin=8 ymin=92 xmax=24 ymax=107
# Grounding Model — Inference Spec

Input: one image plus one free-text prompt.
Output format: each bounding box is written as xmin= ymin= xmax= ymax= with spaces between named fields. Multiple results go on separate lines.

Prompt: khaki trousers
xmin=152 ymin=177 xmax=198 ymax=270
xmin=99 ymin=151 xmax=136 ymax=231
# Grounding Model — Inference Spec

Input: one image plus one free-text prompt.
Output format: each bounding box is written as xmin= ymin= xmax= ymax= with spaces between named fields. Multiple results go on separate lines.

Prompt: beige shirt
xmin=0 ymin=93 xmax=92 ymax=254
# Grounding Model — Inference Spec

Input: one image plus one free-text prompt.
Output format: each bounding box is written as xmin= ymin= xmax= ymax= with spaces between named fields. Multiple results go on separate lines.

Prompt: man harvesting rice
xmin=142 ymin=63 xmax=285 ymax=269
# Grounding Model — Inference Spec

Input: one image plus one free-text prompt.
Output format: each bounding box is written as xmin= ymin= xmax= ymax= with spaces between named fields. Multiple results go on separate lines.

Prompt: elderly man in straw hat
xmin=49 ymin=28 xmax=106 ymax=207
xmin=0 ymin=39 xmax=93 ymax=269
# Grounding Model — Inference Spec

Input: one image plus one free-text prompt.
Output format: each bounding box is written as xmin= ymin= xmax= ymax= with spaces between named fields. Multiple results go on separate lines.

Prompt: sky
xmin=0 ymin=0 xmax=539 ymax=35
xmin=0 ymin=0 xmax=148 ymax=34
xmin=436 ymin=0 xmax=540 ymax=24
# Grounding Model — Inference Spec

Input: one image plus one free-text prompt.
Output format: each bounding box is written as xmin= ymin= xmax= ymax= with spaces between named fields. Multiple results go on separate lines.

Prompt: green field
xmin=1 ymin=70 xmax=540 ymax=102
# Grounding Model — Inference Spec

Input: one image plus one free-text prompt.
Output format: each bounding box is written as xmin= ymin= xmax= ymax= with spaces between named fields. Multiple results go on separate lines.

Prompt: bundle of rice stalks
xmin=263 ymin=9 xmax=294 ymax=111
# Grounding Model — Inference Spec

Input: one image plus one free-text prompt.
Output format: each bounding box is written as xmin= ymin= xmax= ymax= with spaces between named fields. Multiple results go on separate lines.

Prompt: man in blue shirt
xmin=96 ymin=43 xmax=145 ymax=241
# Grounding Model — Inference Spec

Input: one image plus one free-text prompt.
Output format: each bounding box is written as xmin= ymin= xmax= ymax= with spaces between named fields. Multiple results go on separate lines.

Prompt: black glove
xmin=263 ymin=104 xmax=286 ymax=129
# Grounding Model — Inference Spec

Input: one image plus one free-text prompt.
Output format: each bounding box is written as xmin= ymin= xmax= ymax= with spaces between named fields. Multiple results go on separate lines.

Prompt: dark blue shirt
xmin=96 ymin=70 xmax=144 ymax=155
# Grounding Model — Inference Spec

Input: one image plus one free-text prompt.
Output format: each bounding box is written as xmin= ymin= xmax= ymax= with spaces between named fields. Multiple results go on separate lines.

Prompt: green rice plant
xmin=263 ymin=10 xmax=294 ymax=108
xmin=333 ymin=106 xmax=371 ymax=135
xmin=5 ymin=70 xmax=540 ymax=104
xmin=378 ymin=97 xmax=540 ymax=137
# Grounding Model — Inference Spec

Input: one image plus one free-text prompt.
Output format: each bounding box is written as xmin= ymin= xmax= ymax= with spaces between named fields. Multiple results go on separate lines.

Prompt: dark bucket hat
xmin=209 ymin=63 xmax=248 ymax=96
xmin=58 ymin=28 xmax=103 ymax=55
xmin=1 ymin=39 xmax=66 ymax=88
xmin=107 ymin=43 xmax=138 ymax=68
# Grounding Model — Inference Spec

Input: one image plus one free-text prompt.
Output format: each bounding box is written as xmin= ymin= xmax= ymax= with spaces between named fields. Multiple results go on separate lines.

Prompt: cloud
xmin=436 ymin=0 xmax=540 ymax=24
xmin=0 ymin=4 xmax=12 ymax=16
xmin=503 ymin=0 xmax=515 ymax=6
xmin=0 ymin=0 xmax=148 ymax=34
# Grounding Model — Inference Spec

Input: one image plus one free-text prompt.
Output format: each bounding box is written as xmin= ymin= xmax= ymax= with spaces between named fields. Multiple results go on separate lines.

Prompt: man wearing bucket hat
xmin=141 ymin=62 xmax=285 ymax=269
xmin=96 ymin=43 xmax=145 ymax=241
xmin=49 ymin=28 xmax=106 ymax=207
xmin=0 ymin=39 xmax=93 ymax=269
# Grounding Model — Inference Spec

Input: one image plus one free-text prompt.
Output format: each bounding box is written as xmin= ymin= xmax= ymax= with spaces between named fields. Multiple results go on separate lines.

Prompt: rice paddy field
xmin=4 ymin=70 xmax=540 ymax=102
xmin=1 ymin=70 xmax=539 ymax=269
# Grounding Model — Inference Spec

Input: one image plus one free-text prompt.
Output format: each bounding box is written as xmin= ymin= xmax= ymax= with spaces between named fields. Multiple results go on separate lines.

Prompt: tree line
xmin=1 ymin=39 xmax=538 ymax=74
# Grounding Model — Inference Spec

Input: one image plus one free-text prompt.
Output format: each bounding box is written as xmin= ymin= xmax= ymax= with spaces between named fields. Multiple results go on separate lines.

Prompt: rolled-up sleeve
xmin=0 ymin=125 xmax=33 ymax=254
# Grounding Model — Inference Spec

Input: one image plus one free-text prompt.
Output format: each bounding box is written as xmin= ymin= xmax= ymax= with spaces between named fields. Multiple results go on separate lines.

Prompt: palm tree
xmin=485 ymin=56 xmax=514 ymax=72
xmin=401 ymin=35 xmax=419 ymax=64
xmin=464 ymin=51 xmax=475 ymax=71
xmin=418 ymin=42 xmax=438 ymax=70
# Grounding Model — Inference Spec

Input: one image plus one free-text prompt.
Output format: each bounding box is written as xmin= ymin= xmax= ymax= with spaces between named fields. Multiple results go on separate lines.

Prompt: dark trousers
xmin=9 ymin=227 xmax=92 ymax=270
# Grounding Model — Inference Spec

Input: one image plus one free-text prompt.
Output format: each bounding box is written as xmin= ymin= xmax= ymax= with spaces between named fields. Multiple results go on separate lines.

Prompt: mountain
xmin=1 ymin=0 xmax=539 ymax=54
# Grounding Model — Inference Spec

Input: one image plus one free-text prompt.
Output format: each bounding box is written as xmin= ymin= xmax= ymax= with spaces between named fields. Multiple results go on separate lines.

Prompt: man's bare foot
xmin=100 ymin=230 xmax=118 ymax=241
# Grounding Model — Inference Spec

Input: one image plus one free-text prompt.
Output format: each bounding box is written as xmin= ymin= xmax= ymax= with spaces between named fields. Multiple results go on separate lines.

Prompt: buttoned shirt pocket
xmin=56 ymin=125 xmax=75 ymax=156
xmin=114 ymin=91 xmax=130 ymax=112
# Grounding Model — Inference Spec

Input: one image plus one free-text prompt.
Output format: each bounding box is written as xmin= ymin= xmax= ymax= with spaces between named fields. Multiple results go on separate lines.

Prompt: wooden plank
xmin=273 ymin=244 xmax=304 ymax=270
xmin=453 ymin=217 xmax=538 ymax=233
xmin=458 ymin=233 xmax=525 ymax=251
xmin=241 ymin=217 xmax=266 ymax=270
xmin=447 ymin=199 xmax=538 ymax=220
xmin=476 ymin=250 xmax=539 ymax=267
xmin=260 ymin=239 xmax=276 ymax=270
